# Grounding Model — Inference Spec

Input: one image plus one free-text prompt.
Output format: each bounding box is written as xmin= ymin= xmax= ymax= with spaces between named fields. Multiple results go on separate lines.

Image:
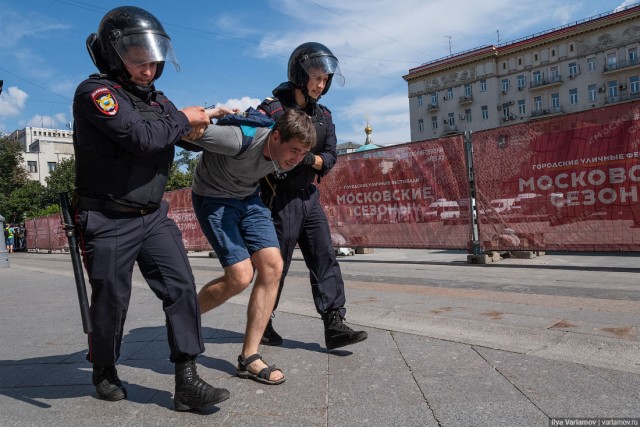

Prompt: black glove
xmin=301 ymin=152 xmax=316 ymax=166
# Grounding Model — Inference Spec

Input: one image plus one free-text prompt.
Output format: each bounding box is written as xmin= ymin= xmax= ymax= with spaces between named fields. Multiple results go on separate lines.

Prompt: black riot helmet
xmin=86 ymin=6 xmax=179 ymax=85
xmin=287 ymin=42 xmax=344 ymax=102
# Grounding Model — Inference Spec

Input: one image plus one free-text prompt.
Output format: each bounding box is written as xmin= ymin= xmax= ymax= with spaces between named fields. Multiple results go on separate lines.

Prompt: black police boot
xmin=92 ymin=364 xmax=127 ymax=401
xmin=323 ymin=311 xmax=368 ymax=350
xmin=174 ymin=358 xmax=230 ymax=412
xmin=261 ymin=317 xmax=283 ymax=346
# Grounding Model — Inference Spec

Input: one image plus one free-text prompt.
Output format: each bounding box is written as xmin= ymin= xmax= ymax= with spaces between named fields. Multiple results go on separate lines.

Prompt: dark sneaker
xmin=323 ymin=311 xmax=368 ymax=350
xmin=174 ymin=358 xmax=230 ymax=412
xmin=92 ymin=365 xmax=127 ymax=401
xmin=260 ymin=318 xmax=283 ymax=346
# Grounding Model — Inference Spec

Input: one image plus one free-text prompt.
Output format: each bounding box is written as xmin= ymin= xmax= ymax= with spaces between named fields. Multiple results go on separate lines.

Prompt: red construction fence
xmin=25 ymin=102 xmax=640 ymax=252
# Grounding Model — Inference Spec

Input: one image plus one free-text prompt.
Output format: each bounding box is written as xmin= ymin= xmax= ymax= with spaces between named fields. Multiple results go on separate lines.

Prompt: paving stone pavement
xmin=1 ymin=250 xmax=638 ymax=426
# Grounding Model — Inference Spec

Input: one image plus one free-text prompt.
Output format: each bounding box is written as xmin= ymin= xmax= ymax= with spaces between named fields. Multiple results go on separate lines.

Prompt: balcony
xmin=427 ymin=103 xmax=439 ymax=111
xmin=458 ymin=95 xmax=473 ymax=105
xmin=531 ymin=106 xmax=563 ymax=118
xmin=604 ymin=58 xmax=640 ymax=74
xmin=443 ymin=124 xmax=459 ymax=135
xmin=605 ymin=92 xmax=640 ymax=105
xmin=530 ymin=75 xmax=562 ymax=90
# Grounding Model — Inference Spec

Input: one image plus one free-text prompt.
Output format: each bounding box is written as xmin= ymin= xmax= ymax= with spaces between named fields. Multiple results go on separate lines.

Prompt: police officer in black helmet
xmin=258 ymin=42 xmax=368 ymax=350
xmin=73 ymin=6 xmax=230 ymax=411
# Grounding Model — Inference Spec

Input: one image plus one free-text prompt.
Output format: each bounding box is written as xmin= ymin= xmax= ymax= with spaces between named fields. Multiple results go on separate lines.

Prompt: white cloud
xmin=216 ymin=96 xmax=262 ymax=111
xmin=615 ymin=0 xmax=637 ymax=11
xmin=0 ymin=86 xmax=29 ymax=117
xmin=25 ymin=113 xmax=68 ymax=129
xmin=0 ymin=7 xmax=69 ymax=48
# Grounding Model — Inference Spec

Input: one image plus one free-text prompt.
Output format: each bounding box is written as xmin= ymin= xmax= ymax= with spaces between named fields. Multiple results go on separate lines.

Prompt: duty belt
xmin=73 ymin=195 xmax=158 ymax=215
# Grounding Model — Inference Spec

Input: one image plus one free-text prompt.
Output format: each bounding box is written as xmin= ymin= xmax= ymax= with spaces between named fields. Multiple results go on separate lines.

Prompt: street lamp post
xmin=0 ymin=214 xmax=10 ymax=268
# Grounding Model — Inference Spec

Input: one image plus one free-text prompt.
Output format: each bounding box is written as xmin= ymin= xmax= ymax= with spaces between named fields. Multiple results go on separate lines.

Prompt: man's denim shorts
xmin=192 ymin=191 xmax=279 ymax=268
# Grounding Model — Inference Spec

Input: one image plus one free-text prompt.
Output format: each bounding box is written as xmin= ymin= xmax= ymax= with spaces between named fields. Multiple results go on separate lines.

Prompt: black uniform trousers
xmin=76 ymin=201 xmax=204 ymax=366
xmin=272 ymin=185 xmax=346 ymax=316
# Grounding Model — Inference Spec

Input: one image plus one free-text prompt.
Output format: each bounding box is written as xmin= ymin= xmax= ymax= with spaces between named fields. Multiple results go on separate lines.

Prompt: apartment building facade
xmin=403 ymin=3 xmax=640 ymax=141
xmin=7 ymin=127 xmax=74 ymax=185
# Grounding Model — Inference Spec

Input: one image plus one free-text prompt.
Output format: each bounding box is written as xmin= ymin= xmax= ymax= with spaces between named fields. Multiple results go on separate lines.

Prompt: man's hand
xmin=301 ymin=152 xmax=317 ymax=166
xmin=181 ymin=106 xmax=210 ymax=127
xmin=186 ymin=124 xmax=207 ymax=140
xmin=205 ymin=106 xmax=241 ymax=120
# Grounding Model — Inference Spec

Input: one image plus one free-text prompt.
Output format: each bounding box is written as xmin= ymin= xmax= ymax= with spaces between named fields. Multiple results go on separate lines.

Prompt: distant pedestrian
xmin=4 ymin=224 xmax=14 ymax=254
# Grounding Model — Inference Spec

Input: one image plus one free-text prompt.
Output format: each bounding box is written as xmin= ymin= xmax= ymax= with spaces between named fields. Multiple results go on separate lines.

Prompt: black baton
xmin=59 ymin=192 xmax=92 ymax=334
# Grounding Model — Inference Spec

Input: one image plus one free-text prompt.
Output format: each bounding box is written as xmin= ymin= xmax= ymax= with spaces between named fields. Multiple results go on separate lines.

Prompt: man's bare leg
xmin=240 ymin=247 xmax=284 ymax=382
xmin=198 ymin=260 xmax=255 ymax=314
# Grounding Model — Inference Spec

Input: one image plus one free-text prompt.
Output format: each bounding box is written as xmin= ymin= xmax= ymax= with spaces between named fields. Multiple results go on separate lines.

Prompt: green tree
xmin=44 ymin=157 xmax=75 ymax=206
xmin=0 ymin=135 xmax=29 ymax=222
xmin=6 ymin=180 xmax=46 ymax=221
xmin=166 ymin=149 xmax=199 ymax=191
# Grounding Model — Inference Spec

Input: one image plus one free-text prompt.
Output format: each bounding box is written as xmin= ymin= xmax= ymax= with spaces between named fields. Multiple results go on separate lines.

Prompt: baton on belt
xmin=59 ymin=192 xmax=92 ymax=334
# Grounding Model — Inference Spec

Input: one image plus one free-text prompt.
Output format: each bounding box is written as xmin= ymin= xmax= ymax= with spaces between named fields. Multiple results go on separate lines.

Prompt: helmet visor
xmin=300 ymin=55 xmax=345 ymax=87
xmin=113 ymin=32 xmax=180 ymax=72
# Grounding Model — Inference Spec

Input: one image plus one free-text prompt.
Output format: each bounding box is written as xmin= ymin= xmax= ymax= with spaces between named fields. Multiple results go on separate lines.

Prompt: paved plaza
xmin=1 ymin=249 xmax=638 ymax=426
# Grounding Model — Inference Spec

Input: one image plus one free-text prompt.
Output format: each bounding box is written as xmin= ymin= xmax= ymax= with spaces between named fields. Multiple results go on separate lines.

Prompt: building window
xmin=418 ymin=118 xmax=424 ymax=132
xmin=465 ymin=108 xmax=472 ymax=123
xmin=534 ymin=54 xmax=538 ymax=61
xmin=518 ymin=99 xmax=526 ymax=115
xmin=446 ymin=88 xmax=454 ymax=99
xmin=551 ymin=92 xmax=560 ymax=109
xmin=28 ymin=161 xmax=38 ymax=173
xmin=447 ymin=112 xmax=455 ymax=126
xmin=534 ymin=96 xmax=542 ymax=111
xmin=464 ymin=84 xmax=472 ymax=97
xmin=587 ymin=57 xmax=596 ymax=71
xmin=502 ymin=103 xmax=511 ymax=119
xmin=550 ymin=66 xmax=559 ymax=81
xmin=630 ymin=76 xmax=639 ymax=94
xmin=480 ymin=80 xmax=487 ymax=92
xmin=568 ymin=62 xmax=578 ymax=77
xmin=48 ymin=162 xmax=57 ymax=172
xmin=533 ymin=70 xmax=542 ymax=84
xmin=588 ymin=84 xmax=597 ymax=102
xmin=417 ymin=95 xmax=423 ymax=107
xmin=517 ymin=75 xmax=526 ymax=90
xmin=501 ymin=79 xmax=510 ymax=92
xmin=431 ymin=92 xmax=438 ymax=106
xmin=570 ymin=44 xmax=574 ymax=52
xmin=481 ymin=105 xmax=488 ymax=120
xmin=551 ymin=48 xmax=556 ymax=57
xmin=608 ymin=81 xmax=619 ymax=100
xmin=606 ymin=52 xmax=617 ymax=69
xmin=518 ymin=58 xmax=522 ymax=66
xmin=629 ymin=47 xmax=638 ymax=62
xmin=569 ymin=88 xmax=578 ymax=105
xmin=431 ymin=116 xmax=438 ymax=130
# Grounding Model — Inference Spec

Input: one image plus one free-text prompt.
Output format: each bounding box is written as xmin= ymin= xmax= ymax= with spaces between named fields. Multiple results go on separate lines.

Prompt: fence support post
xmin=464 ymin=131 xmax=482 ymax=256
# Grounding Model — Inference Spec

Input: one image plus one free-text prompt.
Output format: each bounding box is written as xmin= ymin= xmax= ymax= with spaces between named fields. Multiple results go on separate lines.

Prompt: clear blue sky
xmin=0 ymin=0 xmax=633 ymax=146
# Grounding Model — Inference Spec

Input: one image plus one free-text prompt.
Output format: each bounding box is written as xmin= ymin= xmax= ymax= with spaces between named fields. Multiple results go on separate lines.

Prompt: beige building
xmin=7 ymin=127 xmax=74 ymax=185
xmin=403 ymin=3 xmax=640 ymax=141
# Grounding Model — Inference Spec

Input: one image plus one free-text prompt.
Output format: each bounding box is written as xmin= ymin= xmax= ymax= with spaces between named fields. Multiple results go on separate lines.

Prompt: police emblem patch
xmin=91 ymin=87 xmax=118 ymax=116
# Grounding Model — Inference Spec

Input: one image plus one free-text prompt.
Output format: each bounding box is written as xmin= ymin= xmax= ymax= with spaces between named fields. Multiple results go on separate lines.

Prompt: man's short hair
xmin=273 ymin=109 xmax=316 ymax=149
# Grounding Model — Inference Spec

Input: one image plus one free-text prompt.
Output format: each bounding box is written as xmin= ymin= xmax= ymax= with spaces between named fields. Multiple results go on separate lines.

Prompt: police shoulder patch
xmin=91 ymin=87 xmax=118 ymax=116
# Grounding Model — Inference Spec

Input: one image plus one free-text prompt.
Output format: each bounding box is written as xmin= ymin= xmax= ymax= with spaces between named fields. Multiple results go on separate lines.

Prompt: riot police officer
xmin=72 ymin=6 xmax=229 ymax=411
xmin=258 ymin=42 xmax=368 ymax=350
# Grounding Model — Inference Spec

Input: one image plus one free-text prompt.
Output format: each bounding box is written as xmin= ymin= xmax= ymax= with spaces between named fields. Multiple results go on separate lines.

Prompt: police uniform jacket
xmin=258 ymin=82 xmax=338 ymax=191
xmin=73 ymin=74 xmax=194 ymax=210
